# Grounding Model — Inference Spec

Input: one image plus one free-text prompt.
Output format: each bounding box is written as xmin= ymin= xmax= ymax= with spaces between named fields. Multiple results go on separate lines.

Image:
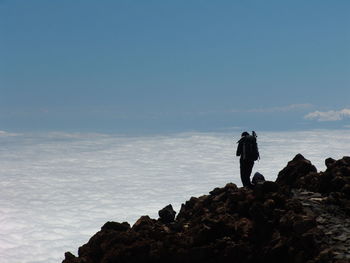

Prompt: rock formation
xmin=63 ymin=154 xmax=350 ymax=263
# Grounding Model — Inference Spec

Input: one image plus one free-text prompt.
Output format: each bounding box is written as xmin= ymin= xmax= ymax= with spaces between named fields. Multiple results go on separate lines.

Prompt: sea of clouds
xmin=0 ymin=130 xmax=349 ymax=263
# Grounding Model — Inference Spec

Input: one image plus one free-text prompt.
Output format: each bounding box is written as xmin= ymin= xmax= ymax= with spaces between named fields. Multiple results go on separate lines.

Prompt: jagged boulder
xmin=293 ymin=156 xmax=350 ymax=213
xmin=289 ymin=156 xmax=350 ymax=196
xmin=158 ymin=204 xmax=176 ymax=223
xmin=276 ymin=154 xmax=317 ymax=189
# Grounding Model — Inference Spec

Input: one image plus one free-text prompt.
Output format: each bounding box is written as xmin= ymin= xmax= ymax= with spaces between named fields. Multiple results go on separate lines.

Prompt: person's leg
xmin=246 ymin=160 xmax=254 ymax=181
xmin=240 ymin=159 xmax=253 ymax=188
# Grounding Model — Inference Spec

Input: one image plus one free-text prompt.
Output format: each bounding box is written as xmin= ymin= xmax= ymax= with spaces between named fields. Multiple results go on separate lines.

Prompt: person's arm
xmin=236 ymin=141 xmax=242 ymax=156
xmin=254 ymin=140 xmax=260 ymax=159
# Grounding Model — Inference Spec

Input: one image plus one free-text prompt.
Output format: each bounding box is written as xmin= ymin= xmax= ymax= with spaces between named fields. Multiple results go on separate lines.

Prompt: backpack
xmin=240 ymin=135 xmax=259 ymax=161
xmin=252 ymin=172 xmax=265 ymax=185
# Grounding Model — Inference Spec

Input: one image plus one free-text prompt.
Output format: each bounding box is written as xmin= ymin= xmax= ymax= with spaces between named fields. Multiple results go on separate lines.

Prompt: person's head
xmin=241 ymin=131 xmax=249 ymax=137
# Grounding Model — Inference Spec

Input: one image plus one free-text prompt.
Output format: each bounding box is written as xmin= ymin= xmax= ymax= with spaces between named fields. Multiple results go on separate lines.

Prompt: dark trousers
xmin=240 ymin=159 xmax=254 ymax=188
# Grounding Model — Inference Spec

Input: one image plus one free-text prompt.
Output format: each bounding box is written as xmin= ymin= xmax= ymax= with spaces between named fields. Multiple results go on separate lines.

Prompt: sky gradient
xmin=1 ymin=0 xmax=349 ymax=133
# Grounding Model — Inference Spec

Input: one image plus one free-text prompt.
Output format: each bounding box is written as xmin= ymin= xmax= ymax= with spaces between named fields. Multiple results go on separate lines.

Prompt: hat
xmin=241 ymin=131 xmax=249 ymax=137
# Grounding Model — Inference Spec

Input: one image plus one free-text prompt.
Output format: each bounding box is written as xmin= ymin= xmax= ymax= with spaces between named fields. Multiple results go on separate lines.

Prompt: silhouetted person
xmin=236 ymin=131 xmax=260 ymax=188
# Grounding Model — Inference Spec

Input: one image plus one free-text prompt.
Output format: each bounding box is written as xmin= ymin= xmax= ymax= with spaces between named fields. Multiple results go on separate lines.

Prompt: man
xmin=236 ymin=131 xmax=260 ymax=188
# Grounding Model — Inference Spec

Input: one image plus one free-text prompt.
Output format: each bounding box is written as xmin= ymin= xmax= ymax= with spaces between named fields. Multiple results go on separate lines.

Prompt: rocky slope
xmin=63 ymin=154 xmax=350 ymax=263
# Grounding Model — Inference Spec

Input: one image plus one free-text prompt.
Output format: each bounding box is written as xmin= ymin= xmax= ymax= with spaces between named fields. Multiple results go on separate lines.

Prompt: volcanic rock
xmin=63 ymin=155 xmax=350 ymax=263
xmin=276 ymin=153 xmax=317 ymax=189
xmin=158 ymin=204 xmax=176 ymax=223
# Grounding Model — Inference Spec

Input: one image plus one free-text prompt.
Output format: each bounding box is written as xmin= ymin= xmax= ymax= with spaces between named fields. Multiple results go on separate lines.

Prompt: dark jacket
xmin=236 ymin=135 xmax=259 ymax=161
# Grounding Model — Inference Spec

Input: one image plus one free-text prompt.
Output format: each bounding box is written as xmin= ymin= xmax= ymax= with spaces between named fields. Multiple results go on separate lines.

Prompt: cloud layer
xmin=304 ymin=108 xmax=350 ymax=121
xmin=1 ymin=131 xmax=350 ymax=263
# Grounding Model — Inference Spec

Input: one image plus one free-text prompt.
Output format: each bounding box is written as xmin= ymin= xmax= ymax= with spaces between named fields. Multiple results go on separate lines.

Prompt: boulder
xmin=101 ymin=221 xmax=130 ymax=232
xmin=158 ymin=204 xmax=176 ymax=223
xmin=276 ymin=154 xmax=317 ymax=188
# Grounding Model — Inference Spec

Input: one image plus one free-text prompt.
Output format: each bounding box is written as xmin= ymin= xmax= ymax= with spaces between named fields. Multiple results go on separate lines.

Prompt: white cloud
xmin=247 ymin=103 xmax=313 ymax=113
xmin=216 ymin=126 xmax=244 ymax=131
xmin=2 ymin=130 xmax=350 ymax=263
xmin=0 ymin=130 xmax=20 ymax=136
xmin=225 ymin=103 xmax=313 ymax=114
xmin=196 ymin=104 xmax=313 ymax=116
xmin=304 ymin=108 xmax=350 ymax=121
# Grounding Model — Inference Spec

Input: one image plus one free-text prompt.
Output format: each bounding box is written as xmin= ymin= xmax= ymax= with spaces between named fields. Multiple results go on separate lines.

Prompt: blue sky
xmin=1 ymin=0 xmax=349 ymax=133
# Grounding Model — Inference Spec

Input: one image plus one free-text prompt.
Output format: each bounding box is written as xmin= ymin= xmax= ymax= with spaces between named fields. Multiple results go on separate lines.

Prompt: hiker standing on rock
xmin=236 ymin=131 xmax=260 ymax=188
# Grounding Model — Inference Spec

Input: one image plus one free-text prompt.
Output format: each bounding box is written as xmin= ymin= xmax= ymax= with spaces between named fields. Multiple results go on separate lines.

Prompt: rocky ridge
xmin=63 ymin=154 xmax=350 ymax=263
xmin=293 ymin=189 xmax=350 ymax=261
